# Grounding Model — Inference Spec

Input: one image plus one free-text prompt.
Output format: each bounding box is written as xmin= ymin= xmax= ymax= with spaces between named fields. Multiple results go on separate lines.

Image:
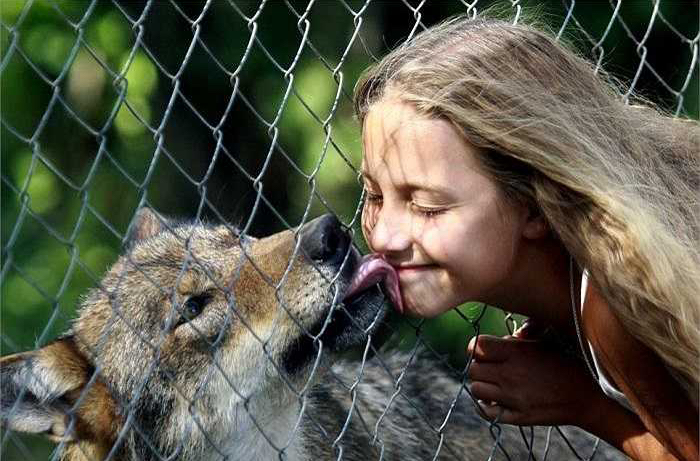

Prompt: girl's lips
xmin=396 ymin=264 xmax=438 ymax=277
xmin=396 ymin=265 xmax=437 ymax=271
xmin=344 ymin=254 xmax=404 ymax=314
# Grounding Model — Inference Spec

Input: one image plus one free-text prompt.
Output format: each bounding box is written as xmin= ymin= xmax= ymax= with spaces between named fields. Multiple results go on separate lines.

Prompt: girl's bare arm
xmin=579 ymin=385 xmax=681 ymax=460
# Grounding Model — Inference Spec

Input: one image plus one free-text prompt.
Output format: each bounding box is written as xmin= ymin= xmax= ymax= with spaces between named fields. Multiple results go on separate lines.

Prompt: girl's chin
xmin=397 ymin=268 xmax=455 ymax=317
xmin=401 ymin=291 xmax=455 ymax=318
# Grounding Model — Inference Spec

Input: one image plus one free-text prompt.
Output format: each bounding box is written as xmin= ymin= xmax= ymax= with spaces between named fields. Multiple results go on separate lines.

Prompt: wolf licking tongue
xmin=344 ymin=254 xmax=403 ymax=314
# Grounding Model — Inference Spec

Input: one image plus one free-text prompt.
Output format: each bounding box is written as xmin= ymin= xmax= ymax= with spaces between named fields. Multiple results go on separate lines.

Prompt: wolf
xmin=1 ymin=210 xmax=623 ymax=460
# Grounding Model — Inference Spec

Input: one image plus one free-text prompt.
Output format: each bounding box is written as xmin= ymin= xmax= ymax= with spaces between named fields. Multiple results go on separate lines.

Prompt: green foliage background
xmin=1 ymin=0 xmax=697 ymax=459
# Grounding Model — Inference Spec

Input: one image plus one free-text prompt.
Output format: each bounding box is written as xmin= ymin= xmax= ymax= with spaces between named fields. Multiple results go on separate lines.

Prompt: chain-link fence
xmin=1 ymin=0 xmax=697 ymax=459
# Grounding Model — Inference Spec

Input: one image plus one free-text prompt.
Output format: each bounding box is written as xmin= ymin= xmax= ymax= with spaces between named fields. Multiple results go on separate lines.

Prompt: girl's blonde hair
xmin=354 ymin=16 xmax=700 ymax=406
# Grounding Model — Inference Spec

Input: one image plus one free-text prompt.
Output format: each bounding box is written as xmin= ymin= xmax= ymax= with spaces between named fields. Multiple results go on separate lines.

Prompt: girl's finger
xmin=513 ymin=319 xmax=549 ymax=339
xmin=468 ymin=381 xmax=506 ymax=405
xmin=477 ymin=402 xmax=519 ymax=425
xmin=466 ymin=335 xmax=510 ymax=362
xmin=466 ymin=360 xmax=502 ymax=384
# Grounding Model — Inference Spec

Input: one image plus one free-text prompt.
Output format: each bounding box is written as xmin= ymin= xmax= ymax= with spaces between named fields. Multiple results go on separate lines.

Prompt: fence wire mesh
xmin=1 ymin=0 xmax=697 ymax=460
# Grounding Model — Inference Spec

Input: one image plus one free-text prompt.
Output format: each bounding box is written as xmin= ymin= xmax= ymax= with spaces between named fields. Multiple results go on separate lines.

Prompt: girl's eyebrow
xmin=400 ymin=180 xmax=454 ymax=197
xmin=361 ymin=169 xmax=454 ymax=197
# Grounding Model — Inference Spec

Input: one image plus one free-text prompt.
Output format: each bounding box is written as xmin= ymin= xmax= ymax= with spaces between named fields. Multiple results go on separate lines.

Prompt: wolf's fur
xmin=1 ymin=210 xmax=623 ymax=460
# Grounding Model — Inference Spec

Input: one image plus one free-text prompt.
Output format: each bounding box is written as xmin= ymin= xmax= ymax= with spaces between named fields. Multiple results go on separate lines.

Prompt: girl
xmin=353 ymin=16 xmax=699 ymax=461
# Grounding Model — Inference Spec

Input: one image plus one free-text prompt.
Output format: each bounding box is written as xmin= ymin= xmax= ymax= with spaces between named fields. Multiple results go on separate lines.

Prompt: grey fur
xmin=302 ymin=350 xmax=625 ymax=460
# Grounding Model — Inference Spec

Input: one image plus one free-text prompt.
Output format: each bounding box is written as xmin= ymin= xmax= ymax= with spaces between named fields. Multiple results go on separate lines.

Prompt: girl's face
xmin=361 ymin=99 xmax=534 ymax=317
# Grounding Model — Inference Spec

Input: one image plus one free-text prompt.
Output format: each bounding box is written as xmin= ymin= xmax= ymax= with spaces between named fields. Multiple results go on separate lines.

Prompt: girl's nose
xmin=367 ymin=207 xmax=412 ymax=256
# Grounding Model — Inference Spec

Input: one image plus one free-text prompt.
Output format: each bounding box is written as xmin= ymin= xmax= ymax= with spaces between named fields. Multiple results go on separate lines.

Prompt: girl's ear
xmin=522 ymin=207 xmax=548 ymax=240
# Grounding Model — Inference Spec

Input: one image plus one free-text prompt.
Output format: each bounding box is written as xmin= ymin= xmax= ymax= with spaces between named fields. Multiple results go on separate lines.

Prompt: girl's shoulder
xmin=581 ymin=278 xmax=645 ymax=371
xmin=582 ymin=276 xmax=699 ymax=459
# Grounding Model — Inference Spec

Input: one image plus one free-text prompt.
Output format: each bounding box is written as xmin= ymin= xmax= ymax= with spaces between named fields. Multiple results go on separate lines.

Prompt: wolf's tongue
xmin=344 ymin=254 xmax=403 ymax=314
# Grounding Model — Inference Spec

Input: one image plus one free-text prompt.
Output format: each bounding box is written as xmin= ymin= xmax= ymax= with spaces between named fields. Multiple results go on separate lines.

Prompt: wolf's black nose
xmin=300 ymin=214 xmax=351 ymax=266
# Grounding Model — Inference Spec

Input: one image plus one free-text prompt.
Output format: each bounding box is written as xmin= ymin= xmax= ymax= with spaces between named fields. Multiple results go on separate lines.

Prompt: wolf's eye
xmin=180 ymin=295 xmax=210 ymax=324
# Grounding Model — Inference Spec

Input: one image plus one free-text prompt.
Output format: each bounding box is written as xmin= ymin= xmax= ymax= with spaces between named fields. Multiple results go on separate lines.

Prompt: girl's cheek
xmin=419 ymin=225 xmax=448 ymax=260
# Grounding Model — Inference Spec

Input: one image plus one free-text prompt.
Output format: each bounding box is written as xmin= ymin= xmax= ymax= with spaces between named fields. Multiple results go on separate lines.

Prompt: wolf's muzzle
xmin=281 ymin=214 xmax=390 ymax=375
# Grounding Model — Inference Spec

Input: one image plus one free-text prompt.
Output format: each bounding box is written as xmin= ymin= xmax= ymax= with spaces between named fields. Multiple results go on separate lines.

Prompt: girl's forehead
xmin=361 ymin=100 xmax=484 ymax=182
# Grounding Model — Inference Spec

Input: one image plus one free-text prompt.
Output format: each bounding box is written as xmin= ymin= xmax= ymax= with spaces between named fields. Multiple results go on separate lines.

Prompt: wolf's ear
xmin=128 ymin=207 xmax=167 ymax=242
xmin=1 ymin=337 xmax=89 ymax=442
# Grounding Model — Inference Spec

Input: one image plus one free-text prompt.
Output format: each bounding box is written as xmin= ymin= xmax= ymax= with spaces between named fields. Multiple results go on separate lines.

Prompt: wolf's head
xmin=1 ymin=210 xmax=400 ymax=459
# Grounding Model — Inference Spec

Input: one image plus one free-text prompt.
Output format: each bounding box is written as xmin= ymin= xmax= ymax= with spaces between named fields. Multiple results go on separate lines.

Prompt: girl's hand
xmin=466 ymin=334 xmax=603 ymax=428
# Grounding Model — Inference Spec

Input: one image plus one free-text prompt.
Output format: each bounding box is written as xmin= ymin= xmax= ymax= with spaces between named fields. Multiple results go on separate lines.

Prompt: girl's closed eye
xmin=365 ymin=190 xmax=383 ymax=203
xmin=411 ymin=203 xmax=446 ymax=218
